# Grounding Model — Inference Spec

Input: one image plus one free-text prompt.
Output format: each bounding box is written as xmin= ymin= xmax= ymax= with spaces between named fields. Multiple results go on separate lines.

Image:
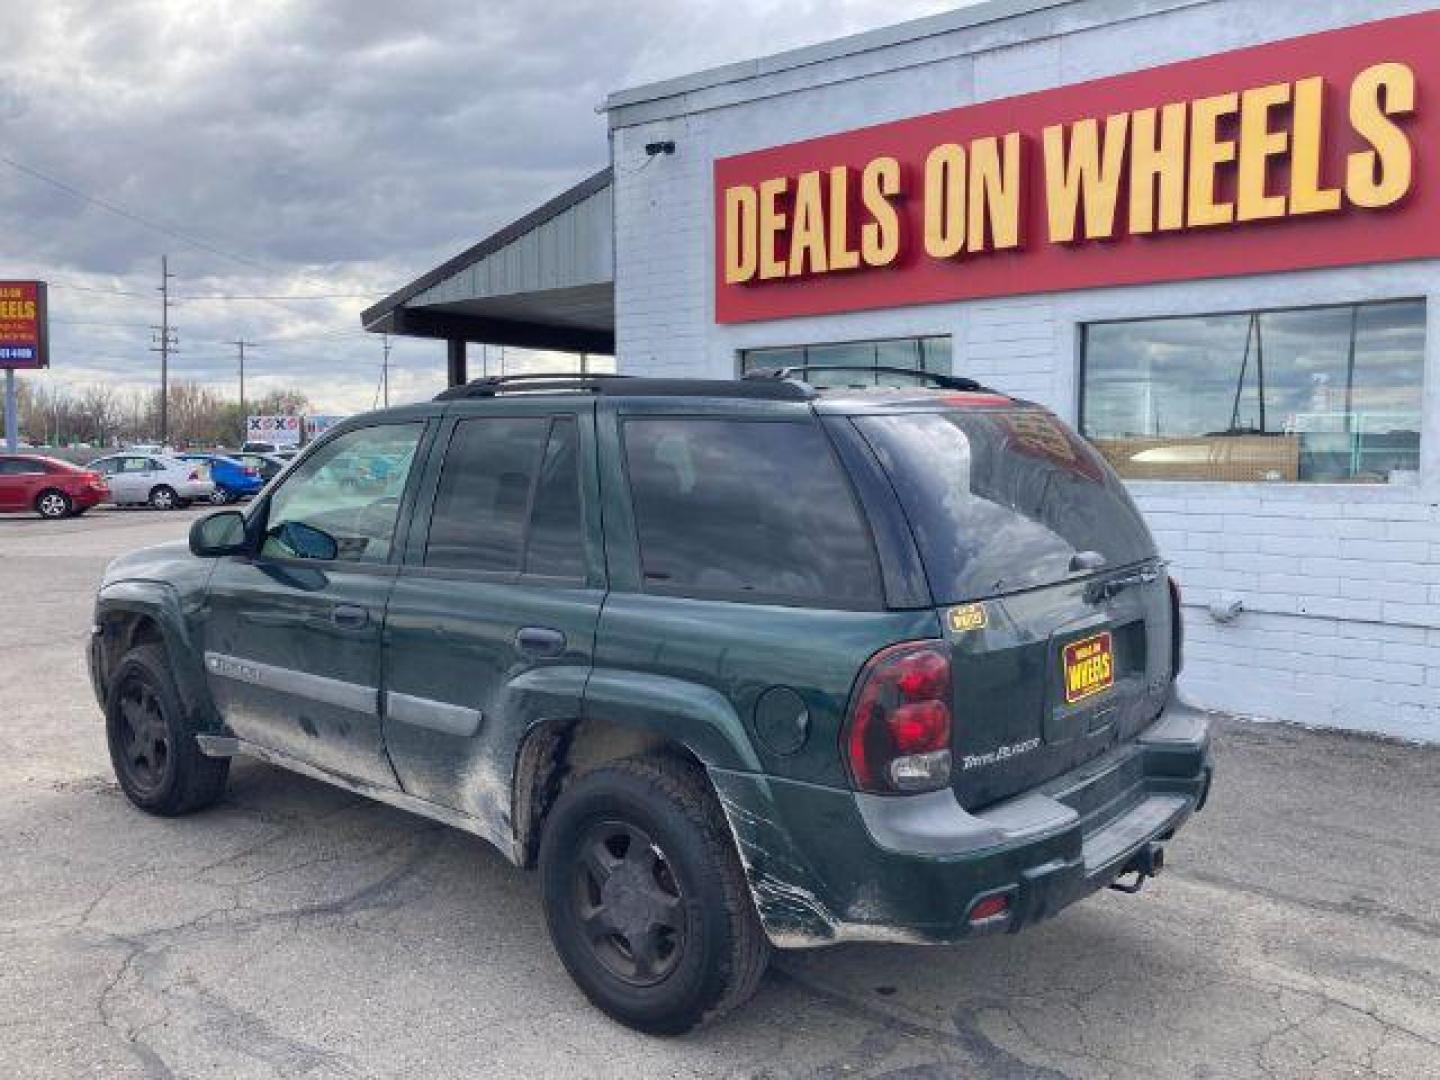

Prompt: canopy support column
xmin=447 ymin=339 xmax=468 ymax=387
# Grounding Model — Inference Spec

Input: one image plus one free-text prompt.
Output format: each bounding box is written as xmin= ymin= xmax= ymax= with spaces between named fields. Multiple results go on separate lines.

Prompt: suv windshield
xmin=855 ymin=409 xmax=1155 ymax=602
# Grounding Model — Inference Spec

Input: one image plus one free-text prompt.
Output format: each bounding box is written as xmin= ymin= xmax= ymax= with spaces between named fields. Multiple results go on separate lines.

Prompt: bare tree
xmin=78 ymin=384 xmax=122 ymax=448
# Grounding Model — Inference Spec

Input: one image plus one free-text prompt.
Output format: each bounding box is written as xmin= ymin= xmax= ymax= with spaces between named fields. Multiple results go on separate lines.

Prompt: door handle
xmin=331 ymin=604 xmax=370 ymax=630
xmin=515 ymin=626 xmax=566 ymax=658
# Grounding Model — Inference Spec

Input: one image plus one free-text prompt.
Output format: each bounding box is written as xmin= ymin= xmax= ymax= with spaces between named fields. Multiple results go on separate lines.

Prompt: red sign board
xmin=0 ymin=281 xmax=48 ymax=369
xmin=714 ymin=13 xmax=1440 ymax=324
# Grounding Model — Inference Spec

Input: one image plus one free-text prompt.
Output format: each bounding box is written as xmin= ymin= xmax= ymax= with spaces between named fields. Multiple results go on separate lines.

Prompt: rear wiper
xmin=1085 ymin=565 xmax=1160 ymax=604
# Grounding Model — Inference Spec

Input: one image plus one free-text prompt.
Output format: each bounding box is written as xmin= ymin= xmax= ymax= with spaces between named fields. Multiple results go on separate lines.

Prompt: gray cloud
xmin=1 ymin=0 xmax=960 ymax=414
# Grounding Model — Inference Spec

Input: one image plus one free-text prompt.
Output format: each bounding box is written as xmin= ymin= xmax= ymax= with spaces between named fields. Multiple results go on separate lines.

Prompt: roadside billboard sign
xmin=0 ymin=281 xmax=48 ymax=369
xmin=246 ymin=414 xmax=302 ymax=447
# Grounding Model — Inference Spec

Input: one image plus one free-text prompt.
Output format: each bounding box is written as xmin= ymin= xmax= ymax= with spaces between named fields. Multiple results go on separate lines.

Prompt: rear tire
xmin=539 ymin=755 xmax=769 ymax=1035
xmin=148 ymin=485 xmax=178 ymax=510
xmin=35 ymin=489 xmax=73 ymax=519
xmin=105 ymin=643 xmax=229 ymax=816
xmin=209 ymin=488 xmax=232 ymax=506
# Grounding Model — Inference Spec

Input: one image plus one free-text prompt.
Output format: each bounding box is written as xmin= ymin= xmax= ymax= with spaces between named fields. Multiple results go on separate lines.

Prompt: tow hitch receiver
xmin=1108 ymin=841 xmax=1165 ymax=894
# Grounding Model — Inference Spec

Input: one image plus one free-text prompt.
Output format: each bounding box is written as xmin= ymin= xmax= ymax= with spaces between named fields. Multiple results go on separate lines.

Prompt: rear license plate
xmin=1063 ymin=632 xmax=1114 ymax=704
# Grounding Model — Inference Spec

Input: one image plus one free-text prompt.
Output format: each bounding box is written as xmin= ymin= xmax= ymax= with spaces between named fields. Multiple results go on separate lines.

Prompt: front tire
xmin=148 ymin=485 xmax=178 ymax=510
xmin=539 ymin=755 xmax=769 ymax=1035
xmin=209 ymin=488 xmax=232 ymax=506
xmin=105 ymin=643 xmax=229 ymax=815
xmin=35 ymin=489 xmax=73 ymax=519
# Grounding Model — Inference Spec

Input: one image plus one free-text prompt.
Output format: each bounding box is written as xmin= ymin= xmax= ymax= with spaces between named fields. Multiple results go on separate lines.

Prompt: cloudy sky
xmin=1 ymin=0 xmax=968 ymax=415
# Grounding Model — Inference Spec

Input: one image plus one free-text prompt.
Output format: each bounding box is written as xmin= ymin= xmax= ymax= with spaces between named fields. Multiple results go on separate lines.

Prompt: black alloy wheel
xmin=539 ymin=755 xmax=769 ymax=1035
xmin=113 ymin=677 xmax=171 ymax=798
xmin=104 ymin=643 xmax=229 ymax=815
xmin=573 ymin=820 xmax=687 ymax=986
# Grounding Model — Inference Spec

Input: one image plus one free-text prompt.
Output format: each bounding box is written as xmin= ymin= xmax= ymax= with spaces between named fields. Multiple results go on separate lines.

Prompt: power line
xmin=178 ymin=292 xmax=380 ymax=301
xmin=48 ymin=281 xmax=379 ymax=301
xmin=0 ymin=154 xmax=273 ymax=274
xmin=2 ymin=156 xmax=384 ymax=313
xmin=51 ymin=319 xmax=154 ymax=328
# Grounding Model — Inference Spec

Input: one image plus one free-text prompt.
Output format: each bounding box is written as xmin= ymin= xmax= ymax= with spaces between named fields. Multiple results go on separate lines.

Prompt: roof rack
xmin=743 ymin=365 xmax=988 ymax=392
xmin=434 ymin=372 xmax=816 ymax=402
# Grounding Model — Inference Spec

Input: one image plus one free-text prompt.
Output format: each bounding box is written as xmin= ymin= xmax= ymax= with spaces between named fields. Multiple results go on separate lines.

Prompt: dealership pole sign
xmin=714 ymin=13 xmax=1440 ymax=323
xmin=0 ymin=281 xmax=48 ymax=368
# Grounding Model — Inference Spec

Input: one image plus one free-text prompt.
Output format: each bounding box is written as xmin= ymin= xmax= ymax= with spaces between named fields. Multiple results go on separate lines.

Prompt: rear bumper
xmin=711 ymin=698 xmax=1211 ymax=948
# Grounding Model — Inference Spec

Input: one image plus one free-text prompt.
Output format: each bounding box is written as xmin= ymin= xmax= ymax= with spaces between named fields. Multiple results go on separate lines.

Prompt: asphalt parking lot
xmin=1 ymin=507 xmax=1437 ymax=1079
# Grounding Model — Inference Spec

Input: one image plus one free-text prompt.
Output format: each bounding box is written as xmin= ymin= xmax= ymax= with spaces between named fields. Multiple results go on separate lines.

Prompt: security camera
xmin=1209 ymin=595 xmax=1244 ymax=623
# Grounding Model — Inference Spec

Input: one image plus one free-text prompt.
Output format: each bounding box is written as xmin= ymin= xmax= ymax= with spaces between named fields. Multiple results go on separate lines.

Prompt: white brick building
xmin=368 ymin=0 xmax=1440 ymax=743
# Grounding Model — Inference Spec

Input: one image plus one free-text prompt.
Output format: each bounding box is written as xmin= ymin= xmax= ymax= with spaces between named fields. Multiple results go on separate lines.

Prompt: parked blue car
xmin=176 ymin=454 xmax=264 ymax=505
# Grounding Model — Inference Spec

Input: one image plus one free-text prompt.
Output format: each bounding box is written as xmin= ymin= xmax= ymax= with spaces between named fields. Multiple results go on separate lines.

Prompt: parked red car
xmin=0 ymin=454 xmax=110 ymax=518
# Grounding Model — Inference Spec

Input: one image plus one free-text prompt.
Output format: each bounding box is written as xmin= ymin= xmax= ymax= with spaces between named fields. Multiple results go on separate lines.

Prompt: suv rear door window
xmin=424 ymin=416 xmax=584 ymax=577
xmin=855 ymin=410 xmax=1155 ymax=603
xmin=622 ymin=418 xmax=880 ymax=607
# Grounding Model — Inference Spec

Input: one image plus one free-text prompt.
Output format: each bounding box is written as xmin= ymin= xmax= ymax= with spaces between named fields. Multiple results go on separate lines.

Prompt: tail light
xmin=188 ymin=469 xmax=201 ymax=481
xmin=842 ymin=641 xmax=952 ymax=794
xmin=1168 ymin=576 xmax=1184 ymax=675
xmin=243 ymin=467 xmax=259 ymax=478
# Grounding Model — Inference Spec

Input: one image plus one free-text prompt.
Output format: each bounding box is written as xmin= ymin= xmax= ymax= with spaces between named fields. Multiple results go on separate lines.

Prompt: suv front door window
xmin=261 ymin=425 xmax=420 ymax=563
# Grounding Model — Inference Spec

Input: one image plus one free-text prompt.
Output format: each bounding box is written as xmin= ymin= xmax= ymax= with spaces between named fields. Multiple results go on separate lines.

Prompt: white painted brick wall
xmin=610 ymin=0 xmax=1440 ymax=742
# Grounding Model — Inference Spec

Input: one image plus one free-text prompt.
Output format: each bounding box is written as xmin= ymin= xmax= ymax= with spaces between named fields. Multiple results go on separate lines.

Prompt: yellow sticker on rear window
xmin=948 ymin=603 xmax=988 ymax=633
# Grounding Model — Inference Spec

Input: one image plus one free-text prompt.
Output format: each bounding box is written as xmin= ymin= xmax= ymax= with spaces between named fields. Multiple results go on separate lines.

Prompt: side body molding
xmin=204 ymin=652 xmax=378 ymax=715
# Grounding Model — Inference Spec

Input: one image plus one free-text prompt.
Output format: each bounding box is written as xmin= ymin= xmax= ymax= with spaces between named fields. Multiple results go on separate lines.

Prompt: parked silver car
xmin=86 ymin=453 xmax=215 ymax=509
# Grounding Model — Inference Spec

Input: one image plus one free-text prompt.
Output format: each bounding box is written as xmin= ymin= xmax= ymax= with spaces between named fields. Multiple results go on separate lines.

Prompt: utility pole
xmin=149 ymin=255 xmax=177 ymax=444
xmin=231 ymin=338 xmax=256 ymax=446
xmin=382 ymin=335 xmax=392 ymax=408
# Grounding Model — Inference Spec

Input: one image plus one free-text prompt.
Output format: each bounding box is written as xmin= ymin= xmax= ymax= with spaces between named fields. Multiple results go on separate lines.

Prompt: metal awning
xmin=362 ymin=168 xmax=614 ymax=377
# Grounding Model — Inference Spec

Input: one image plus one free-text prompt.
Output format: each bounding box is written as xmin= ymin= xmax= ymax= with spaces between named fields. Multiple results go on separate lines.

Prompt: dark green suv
xmin=89 ymin=371 xmax=1211 ymax=1034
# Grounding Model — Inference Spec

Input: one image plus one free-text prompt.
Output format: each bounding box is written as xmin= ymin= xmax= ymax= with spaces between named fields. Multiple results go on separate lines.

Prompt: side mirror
xmin=189 ymin=510 xmax=249 ymax=557
xmin=271 ymin=520 xmax=339 ymax=562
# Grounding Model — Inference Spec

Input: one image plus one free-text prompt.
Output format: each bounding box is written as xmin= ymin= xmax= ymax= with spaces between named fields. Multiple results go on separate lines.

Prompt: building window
xmin=1081 ymin=300 xmax=1425 ymax=484
xmin=740 ymin=336 xmax=951 ymax=386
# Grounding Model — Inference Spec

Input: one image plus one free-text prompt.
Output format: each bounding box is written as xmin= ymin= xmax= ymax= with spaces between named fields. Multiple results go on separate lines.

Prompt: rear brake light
xmin=188 ymin=469 xmax=200 ymax=481
xmin=843 ymin=641 xmax=952 ymax=794
xmin=1168 ymin=576 xmax=1184 ymax=675
xmin=243 ymin=467 xmax=259 ymax=477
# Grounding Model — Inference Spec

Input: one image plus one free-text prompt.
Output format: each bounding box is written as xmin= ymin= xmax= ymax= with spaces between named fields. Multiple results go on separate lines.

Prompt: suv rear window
xmin=623 ymin=418 xmax=880 ymax=607
xmin=855 ymin=409 xmax=1155 ymax=603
